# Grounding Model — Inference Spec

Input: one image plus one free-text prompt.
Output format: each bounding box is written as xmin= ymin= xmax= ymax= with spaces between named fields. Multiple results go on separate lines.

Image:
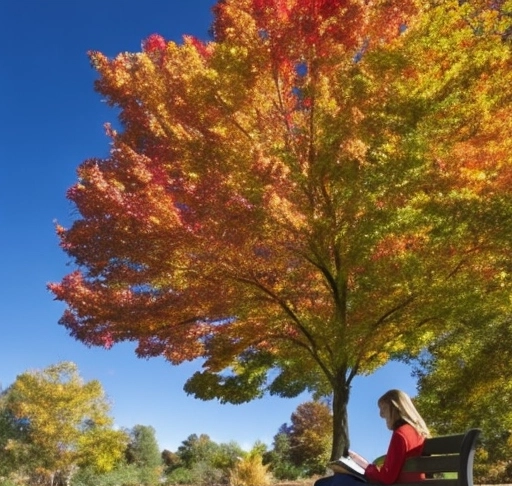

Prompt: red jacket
xmin=364 ymin=423 xmax=425 ymax=484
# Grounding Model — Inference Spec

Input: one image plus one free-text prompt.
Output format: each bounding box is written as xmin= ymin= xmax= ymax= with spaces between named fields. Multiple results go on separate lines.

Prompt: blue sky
xmin=0 ymin=0 xmax=417 ymax=460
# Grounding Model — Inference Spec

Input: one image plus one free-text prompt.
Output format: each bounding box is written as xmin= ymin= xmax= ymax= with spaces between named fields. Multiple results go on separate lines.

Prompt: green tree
xmin=4 ymin=362 xmax=128 ymax=486
xmin=125 ymin=424 xmax=163 ymax=485
xmin=414 ymin=316 xmax=512 ymax=483
xmin=126 ymin=424 xmax=162 ymax=467
xmin=263 ymin=424 xmax=302 ymax=481
xmin=176 ymin=434 xmax=219 ymax=469
xmin=171 ymin=434 xmax=224 ymax=486
xmin=210 ymin=441 xmax=245 ymax=473
xmin=0 ymin=390 xmax=31 ymax=479
xmin=169 ymin=434 xmax=245 ymax=486
xmin=49 ymin=0 xmax=512 ymax=459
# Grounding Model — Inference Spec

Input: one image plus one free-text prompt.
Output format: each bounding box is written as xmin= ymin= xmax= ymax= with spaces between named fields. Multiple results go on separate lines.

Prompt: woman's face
xmin=378 ymin=401 xmax=394 ymax=430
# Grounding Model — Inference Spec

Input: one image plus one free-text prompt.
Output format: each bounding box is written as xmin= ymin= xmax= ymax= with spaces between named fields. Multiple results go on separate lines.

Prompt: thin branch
xmin=231 ymin=273 xmax=336 ymax=381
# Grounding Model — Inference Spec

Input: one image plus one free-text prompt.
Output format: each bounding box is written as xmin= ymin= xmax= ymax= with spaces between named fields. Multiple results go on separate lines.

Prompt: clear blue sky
xmin=0 ymin=0 xmax=418 ymax=459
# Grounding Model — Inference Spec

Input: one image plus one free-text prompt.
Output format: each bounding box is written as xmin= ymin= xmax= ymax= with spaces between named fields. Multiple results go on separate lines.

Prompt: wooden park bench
xmin=400 ymin=428 xmax=481 ymax=486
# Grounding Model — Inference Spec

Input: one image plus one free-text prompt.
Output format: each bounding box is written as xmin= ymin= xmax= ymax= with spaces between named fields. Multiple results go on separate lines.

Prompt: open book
xmin=328 ymin=452 xmax=368 ymax=482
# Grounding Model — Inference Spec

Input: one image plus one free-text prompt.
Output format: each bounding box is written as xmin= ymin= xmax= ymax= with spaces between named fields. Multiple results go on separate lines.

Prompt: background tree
xmin=162 ymin=449 xmax=181 ymax=475
xmin=4 ymin=362 xmax=128 ymax=486
xmin=288 ymin=401 xmax=331 ymax=475
xmin=77 ymin=426 xmax=129 ymax=473
xmin=210 ymin=441 xmax=247 ymax=475
xmin=0 ymin=389 xmax=32 ymax=481
xmin=176 ymin=434 xmax=219 ymax=469
xmin=414 ymin=316 xmax=512 ymax=483
xmin=263 ymin=424 xmax=302 ymax=481
xmin=168 ymin=433 xmax=242 ymax=485
xmin=398 ymin=1 xmax=512 ymax=480
xmin=50 ymin=0 xmax=512 ymax=459
xmin=125 ymin=424 xmax=163 ymax=485
xmin=264 ymin=401 xmax=331 ymax=479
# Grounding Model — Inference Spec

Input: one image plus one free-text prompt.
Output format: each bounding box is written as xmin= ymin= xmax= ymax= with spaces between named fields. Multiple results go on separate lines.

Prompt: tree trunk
xmin=330 ymin=373 xmax=351 ymax=460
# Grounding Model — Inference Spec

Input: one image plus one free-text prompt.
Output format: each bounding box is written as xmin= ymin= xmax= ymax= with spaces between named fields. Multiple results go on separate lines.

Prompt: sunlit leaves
xmin=4 ymin=362 xmax=128 ymax=482
xmin=414 ymin=316 xmax=512 ymax=480
xmin=51 ymin=0 xmax=512 ymax=458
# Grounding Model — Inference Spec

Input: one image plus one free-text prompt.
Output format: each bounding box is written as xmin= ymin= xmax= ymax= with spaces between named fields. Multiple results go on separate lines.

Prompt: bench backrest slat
xmin=403 ymin=455 xmax=460 ymax=474
xmin=422 ymin=434 xmax=466 ymax=455
xmin=420 ymin=480 xmax=459 ymax=486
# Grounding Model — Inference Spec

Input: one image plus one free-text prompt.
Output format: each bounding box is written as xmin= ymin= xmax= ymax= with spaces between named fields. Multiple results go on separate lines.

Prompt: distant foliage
xmin=165 ymin=433 xmax=245 ymax=486
xmin=263 ymin=426 xmax=300 ymax=480
xmin=264 ymin=402 xmax=331 ymax=479
xmin=177 ymin=434 xmax=219 ymax=469
xmin=162 ymin=449 xmax=181 ymax=475
xmin=1 ymin=365 xmax=341 ymax=486
xmin=289 ymin=401 xmax=331 ymax=475
xmin=164 ymin=466 xmax=198 ymax=486
xmin=1 ymin=362 xmax=128 ymax=486
xmin=71 ymin=463 xmax=141 ymax=486
xmin=124 ymin=425 xmax=163 ymax=485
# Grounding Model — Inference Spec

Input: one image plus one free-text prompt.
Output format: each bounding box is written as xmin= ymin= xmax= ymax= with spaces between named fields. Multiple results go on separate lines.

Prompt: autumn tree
xmin=50 ymin=0 xmax=512 ymax=458
xmin=414 ymin=316 xmax=512 ymax=483
xmin=289 ymin=401 xmax=331 ymax=475
xmin=263 ymin=401 xmax=331 ymax=477
xmin=4 ymin=362 xmax=128 ymax=486
xmin=162 ymin=448 xmax=181 ymax=475
xmin=400 ymin=0 xmax=512 ymax=478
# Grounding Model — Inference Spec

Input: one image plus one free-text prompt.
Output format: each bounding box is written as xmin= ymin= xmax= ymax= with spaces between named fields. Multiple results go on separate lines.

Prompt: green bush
xmin=165 ymin=466 xmax=197 ymax=485
xmin=268 ymin=462 xmax=303 ymax=481
xmin=165 ymin=462 xmax=224 ymax=486
xmin=71 ymin=463 xmax=142 ymax=486
xmin=0 ymin=479 xmax=19 ymax=486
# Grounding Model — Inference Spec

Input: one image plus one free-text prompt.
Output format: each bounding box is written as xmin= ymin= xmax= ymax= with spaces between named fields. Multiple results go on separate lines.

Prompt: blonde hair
xmin=378 ymin=389 xmax=430 ymax=438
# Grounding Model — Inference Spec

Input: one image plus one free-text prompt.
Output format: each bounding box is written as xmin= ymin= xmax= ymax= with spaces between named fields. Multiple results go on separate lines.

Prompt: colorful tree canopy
xmin=50 ymin=0 xmax=512 ymax=457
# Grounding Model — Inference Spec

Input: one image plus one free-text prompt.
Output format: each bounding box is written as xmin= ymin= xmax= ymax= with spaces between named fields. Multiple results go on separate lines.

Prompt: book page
xmin=348 ymin=450 xmax=370 ymax=469
xmin=328 ymin=455 xmax=366 ymax=481
xmin=339 ymin=456 xmax=366 ymax=475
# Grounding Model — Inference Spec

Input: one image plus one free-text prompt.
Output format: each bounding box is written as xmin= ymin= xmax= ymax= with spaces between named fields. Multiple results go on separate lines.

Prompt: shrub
xmin=165 ymin=463 xmax=224 ymax=486
xmin=71 ymin=463 xmax=143 ymax=486
xmin=165 ymin=466 xmax=197 ymax=485
xmin=229 ymin=453 xmax=270 ymax=486
xmin=267 ymin=461 xmax=303 ymax=481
